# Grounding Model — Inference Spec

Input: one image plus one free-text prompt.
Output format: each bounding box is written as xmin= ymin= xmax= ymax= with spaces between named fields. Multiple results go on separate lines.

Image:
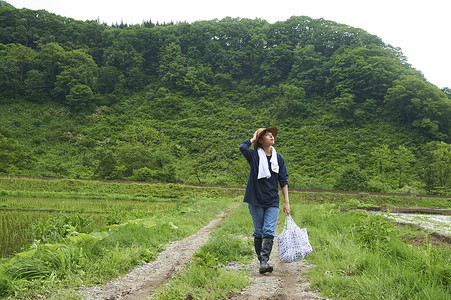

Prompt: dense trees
xmin=0 ymin=133 xmax=33 ymax=173
xmin=0 ymin=3 xmax=450 ymax=194
xmin=384 ymin=75 xmax=451 ymax=139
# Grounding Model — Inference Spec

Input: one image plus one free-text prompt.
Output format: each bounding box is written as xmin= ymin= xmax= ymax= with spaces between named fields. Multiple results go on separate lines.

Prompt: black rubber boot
xmin=254 ymin=238 xmax=263 ymax=262
xmin=259 ymin=238 xmax=274 ymax=274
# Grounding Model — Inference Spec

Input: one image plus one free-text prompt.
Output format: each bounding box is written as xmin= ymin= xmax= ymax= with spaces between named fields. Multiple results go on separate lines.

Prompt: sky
xmin=7 ymin=0 xmax=451 ymax=89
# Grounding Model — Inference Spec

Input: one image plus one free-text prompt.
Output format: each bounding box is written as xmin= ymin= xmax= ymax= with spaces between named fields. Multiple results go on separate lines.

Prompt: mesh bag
xmin=277 ymin=214 xmax=313 ymax=263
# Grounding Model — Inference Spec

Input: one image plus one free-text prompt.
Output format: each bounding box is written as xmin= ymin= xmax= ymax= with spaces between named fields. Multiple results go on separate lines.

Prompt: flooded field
xmin=384 ymin=213 xmax=451 ymax=236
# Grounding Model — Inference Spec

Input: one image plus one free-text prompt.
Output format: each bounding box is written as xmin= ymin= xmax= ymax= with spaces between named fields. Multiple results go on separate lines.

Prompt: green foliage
xmin=0 ymin=182 xmax=237 ymax=298
xmin=105 ymin=209 xmax=127 ymax=226
xmin=93 ymin=140 xmax=176 ymax=182
xmin=0 ymin=179 xmax=450 ymax=298
xmin=6 ymin=244 xmax=85 ymax=280
xmin=330 ymin=46 xmax=403 ymax=106
xmin=153 ymin=204 xmax=253 ymax=300
xmin=197 ymin=235 xmax=252 ymax=266
xmin=333 ymin=165 xmax=369 ymax=192
xmin=384 ymin=75 xmax=451 ymax=139
xmin=65 ymin=84 xmax=95 ymax=111
xmin=367 ymin=144 xmax=417 ymax=189
xmin=0 ymin=5 xmax=450 ymax=194
xmin=1 ymin=210 xmax=64 ymax=258
xmin=423 ymin=141 xmax=451 ymax=194
xmin=353 ymin=212 xmax=398 ymax=249
xmin=0 ymin=132 xmax=34 ymax=173
xmin=430 ymin=141 xmax=451 ymax=187
xmin=0 ymin=44 xmax=36 ymax=94
xmin=30 ymin=214 xmax=93 ymax=244
xmin=0 ymin=271 xmax=11 ymax=297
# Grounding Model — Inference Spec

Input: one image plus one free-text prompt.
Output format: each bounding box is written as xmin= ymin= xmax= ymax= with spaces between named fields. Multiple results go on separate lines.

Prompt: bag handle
xmin=284 ymin=213 xmax=292 ymax=231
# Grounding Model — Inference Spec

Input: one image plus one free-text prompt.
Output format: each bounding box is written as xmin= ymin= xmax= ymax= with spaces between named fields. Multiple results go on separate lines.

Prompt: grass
xmin=289 ymin=203 xmax=451 ymax=299
xmin=287 ymin=189 xmax=451 ymax=209
xmin=0 ymin=177 xmax=449 ymax=299
xmin=0 ymin=176 xmax=243 ymax=258
xmin=0 ymin=195 xmax=178 ymax=212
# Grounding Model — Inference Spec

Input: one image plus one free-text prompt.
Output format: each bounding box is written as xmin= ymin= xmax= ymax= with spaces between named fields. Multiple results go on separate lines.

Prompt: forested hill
xmin=1 ymin=3 xmax=451 ymax=195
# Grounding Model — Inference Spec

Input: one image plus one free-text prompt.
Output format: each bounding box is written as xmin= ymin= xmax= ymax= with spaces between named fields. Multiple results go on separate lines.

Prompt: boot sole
xmin=259 ymin=266 xmax=274 ymax=274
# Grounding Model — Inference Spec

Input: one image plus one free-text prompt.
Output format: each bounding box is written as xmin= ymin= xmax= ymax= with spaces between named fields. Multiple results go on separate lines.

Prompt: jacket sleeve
xmin=277 ymin=154 xmax=289 ymax=188
xmin=239 ymin=139 xmax=254 ymax=164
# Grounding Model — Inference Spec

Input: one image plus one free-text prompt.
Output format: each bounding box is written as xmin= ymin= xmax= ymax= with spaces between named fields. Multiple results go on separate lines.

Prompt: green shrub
xmin=334 ymin=165 xmax=369 ymax=192
xmin=290 ymin=174 xmax=331 ymax=190
xmin=366 ymin=179 xmax=393 ymax=193
xmin=353 ymin=212 xmax=398 ymax=249
xmin=105 ymin=209 xmax=127 ymax=226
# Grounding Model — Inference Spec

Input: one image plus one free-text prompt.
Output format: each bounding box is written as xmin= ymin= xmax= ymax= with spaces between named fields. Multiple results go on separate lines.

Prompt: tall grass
xmin=0 ymin=211 xmax=60 ymax=257
xmin=289 ymin=203 xmax=451 ymax=299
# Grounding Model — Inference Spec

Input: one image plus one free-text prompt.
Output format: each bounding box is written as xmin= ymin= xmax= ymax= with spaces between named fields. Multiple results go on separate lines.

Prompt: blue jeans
xmin=248 ymin=204 xmax=279 ymax=239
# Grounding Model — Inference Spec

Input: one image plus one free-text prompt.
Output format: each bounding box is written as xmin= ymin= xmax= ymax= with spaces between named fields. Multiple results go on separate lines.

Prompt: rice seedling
xmin=0 ymin=211 xmax=53 ymax=257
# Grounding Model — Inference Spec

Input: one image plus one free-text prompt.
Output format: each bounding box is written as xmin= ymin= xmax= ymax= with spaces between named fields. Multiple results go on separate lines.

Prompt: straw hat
xmin=254 ymin=126 xmax=278 ymax=150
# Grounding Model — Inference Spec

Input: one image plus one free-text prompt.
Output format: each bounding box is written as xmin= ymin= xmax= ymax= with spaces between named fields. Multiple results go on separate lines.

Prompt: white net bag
xmin=277 ymin=214 xmax=313 ymax=263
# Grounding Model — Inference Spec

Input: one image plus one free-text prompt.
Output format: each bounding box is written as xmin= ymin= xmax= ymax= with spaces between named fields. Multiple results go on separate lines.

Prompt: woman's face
xmin=259 ymin=131 xmax=275 ymax=147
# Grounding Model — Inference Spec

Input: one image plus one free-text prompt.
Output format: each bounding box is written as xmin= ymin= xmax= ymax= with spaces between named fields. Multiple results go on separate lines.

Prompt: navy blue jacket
xmin=239 ymin=139 xmax=289 ymax=208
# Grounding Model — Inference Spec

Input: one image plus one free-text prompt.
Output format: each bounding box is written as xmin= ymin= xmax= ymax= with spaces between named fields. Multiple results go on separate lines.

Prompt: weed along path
xmin=79 ymin=205 xmax=241 ymax=300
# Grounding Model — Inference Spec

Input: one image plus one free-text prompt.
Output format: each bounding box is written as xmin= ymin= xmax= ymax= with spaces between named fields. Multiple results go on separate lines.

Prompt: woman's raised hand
xmin=251 ymin=129 xmax=259 ymax=143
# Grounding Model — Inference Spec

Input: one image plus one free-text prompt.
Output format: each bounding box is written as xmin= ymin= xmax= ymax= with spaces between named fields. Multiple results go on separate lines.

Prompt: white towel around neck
xmin=257 ymin=146 xmax=279 ymax=179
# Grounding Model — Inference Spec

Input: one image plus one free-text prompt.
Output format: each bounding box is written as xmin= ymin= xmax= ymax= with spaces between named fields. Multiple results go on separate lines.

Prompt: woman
xmin=239 ymin=127 xmax=290 ymax=274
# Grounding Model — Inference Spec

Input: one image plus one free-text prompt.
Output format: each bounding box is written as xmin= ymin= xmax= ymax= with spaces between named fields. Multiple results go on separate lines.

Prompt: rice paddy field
xmin=0 ymin=176 xmax=243 ymax=258
xmin=0 ymin=195 xmax=180 ymax=258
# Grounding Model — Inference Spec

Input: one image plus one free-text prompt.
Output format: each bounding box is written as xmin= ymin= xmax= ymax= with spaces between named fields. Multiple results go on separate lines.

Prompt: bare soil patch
xmin=398 ymin=223 xmax=451 ymax=249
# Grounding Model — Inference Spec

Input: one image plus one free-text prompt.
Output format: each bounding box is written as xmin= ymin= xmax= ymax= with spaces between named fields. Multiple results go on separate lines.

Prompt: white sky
xmin=7 ymin=0 xmax=451 ymax=89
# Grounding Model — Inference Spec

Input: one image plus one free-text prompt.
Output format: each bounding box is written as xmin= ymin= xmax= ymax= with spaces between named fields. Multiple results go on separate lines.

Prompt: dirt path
xmin=228 ymin=240 xmax=327 ymax=300
xmin=78 ymin=205 xmax=240 ymax=300
xmin=77 ymin=205 xmax=326 ymax=300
